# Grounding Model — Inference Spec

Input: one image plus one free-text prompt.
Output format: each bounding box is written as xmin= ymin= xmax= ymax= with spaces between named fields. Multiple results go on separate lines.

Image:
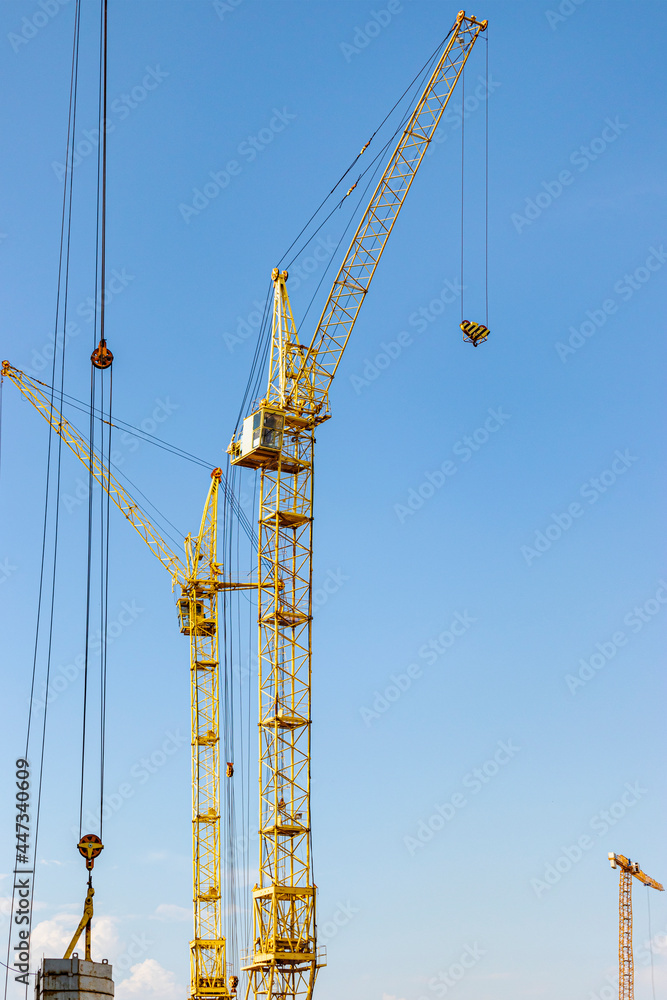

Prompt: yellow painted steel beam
xmin=184 ymin=471 xmax=232 ymax=1000
xmin=1 ymin=361 xmax=185 ymax=585
xmin=609 ymin=853 xmax=664 ymax=890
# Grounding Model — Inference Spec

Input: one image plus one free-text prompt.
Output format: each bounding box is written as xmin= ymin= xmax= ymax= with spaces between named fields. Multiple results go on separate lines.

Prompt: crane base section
xmin=35 ymin=958 xmax=114 ymax=1000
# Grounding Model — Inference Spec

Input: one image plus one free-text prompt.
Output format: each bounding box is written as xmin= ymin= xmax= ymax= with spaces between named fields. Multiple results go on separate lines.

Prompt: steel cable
xmin=3 ymin=5 xmax=82 ymax=991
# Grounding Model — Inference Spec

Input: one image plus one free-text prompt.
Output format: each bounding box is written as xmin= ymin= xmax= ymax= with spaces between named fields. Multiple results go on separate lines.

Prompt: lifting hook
xmin=62 ymin=835 xmax=104 ymax=962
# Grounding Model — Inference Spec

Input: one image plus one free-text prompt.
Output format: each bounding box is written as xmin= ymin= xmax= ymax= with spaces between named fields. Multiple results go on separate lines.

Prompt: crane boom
xmin=1 ymin=362 xmax=185 ymax=584
xmin=287 ymin=10 xmax=488 ymax=420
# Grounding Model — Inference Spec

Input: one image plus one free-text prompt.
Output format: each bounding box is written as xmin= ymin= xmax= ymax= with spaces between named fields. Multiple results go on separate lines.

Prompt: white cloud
xmin=30 ymin=914 xmax=119 ymax=963
xmin=382 ymin=994 xmax=407 ymax=1000
xmin=116 ymin=959 xmax=183 ymax=1000
xmin=151 ymin=903 xmax=190 ymax=923
xmin=30 ymin=914 xmax=78 ymax=958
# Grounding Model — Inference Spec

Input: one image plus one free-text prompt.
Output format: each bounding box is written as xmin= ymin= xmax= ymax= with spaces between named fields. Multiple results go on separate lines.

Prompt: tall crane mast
xmin=608 ymin=853 xmax=664 ymax=1000
xmin=227 ymin=12 xmax=487 ymax=1000
xmin=0 ymin=361 xmax=249 ymax=1000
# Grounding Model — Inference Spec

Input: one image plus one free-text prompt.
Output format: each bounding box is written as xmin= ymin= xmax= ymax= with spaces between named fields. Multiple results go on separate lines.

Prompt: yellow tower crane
xmin=0 ymin=360 xmax=252 ymax=1000
xmin=608 ymin=853 xmax=664 ymax=1000
xmin=227 ymin=12 xmax=487 ymax=1000
xmin=4 ymin=9 xmax=488 ymax=1000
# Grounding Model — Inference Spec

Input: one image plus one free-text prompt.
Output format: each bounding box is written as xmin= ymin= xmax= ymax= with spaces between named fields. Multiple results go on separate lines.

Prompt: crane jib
xmin=291 ymin=11 xmax=488 ymax=419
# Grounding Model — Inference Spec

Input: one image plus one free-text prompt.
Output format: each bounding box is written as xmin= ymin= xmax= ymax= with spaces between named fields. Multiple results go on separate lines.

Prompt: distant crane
xmin=608 ymin=852 xmax=664 ymax=1000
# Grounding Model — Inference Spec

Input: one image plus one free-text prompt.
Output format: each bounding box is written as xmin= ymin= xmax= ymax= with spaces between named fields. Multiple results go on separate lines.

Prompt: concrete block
xmin=35 ymin=958 xmax=113 ymax=1000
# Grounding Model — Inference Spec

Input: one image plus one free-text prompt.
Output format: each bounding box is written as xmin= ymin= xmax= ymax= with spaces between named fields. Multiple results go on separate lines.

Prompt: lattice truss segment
xmin=248 ymin=964 xmax=315 ymax=1000
xmin=243 ymin=425 xmax=318 ymax=1000
xmin=267 ymin=268 xmax=314 ymax=413
xmin=287 ymin=11 xmax=487 ymax=422
xmin=0 ymin=362 xmax=184 ymax=583
xmin=184 ymin=474 xmax=231 ymax=999
xmin=618 ymin=870 xmax=633 ymax=1000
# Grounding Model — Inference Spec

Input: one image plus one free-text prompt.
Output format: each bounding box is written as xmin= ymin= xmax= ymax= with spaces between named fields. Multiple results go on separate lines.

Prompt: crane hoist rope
xmin=79 ymin=0 xmax=112 ymax=854
xmin=2 ymin=2 xmax=86 ymax=997
xmin=458 ymin=24 xmax=490 ymax=346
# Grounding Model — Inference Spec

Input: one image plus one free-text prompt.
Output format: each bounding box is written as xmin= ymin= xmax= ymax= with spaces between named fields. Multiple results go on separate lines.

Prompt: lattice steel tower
xmin=228 ymin=15 xmax=488 ymax=1000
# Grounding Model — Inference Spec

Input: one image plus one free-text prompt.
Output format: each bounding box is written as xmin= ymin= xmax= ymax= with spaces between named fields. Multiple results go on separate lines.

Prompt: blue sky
xmin=1 ymin=1 xmax=666 ymax=999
